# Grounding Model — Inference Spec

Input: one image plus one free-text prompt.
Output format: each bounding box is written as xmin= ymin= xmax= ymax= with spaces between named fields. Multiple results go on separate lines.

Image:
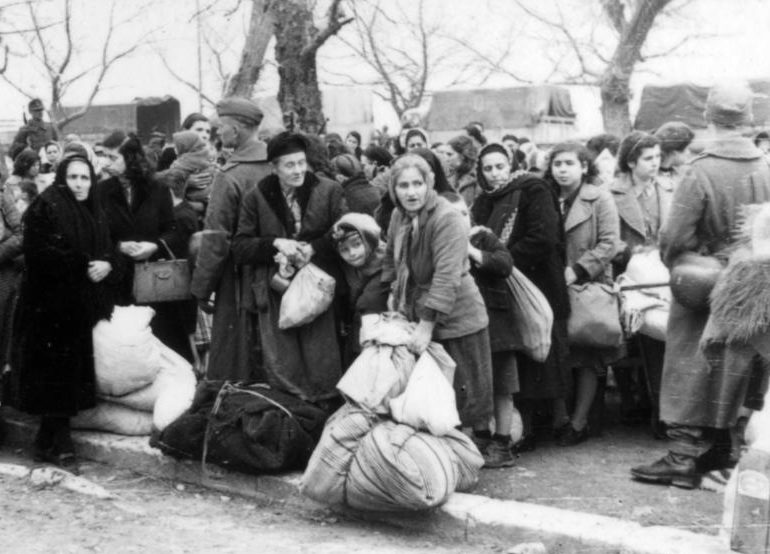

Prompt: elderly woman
xmin=546 ymin=142 xmax=620 ymax=446
xmin=382 ymin=154 xmax=493 ymax=433
xmin=232 ymin=132 xmax=347 ymax=402
xmin=471 ymin=142 xmax=570 ymax=453
xmin=96 ymin=131 xmax=190 ymax=361
xmin=446 ymin=135 xmax=479 ymax=207
xmin=5 ymin=156 xmax=120 ymax=472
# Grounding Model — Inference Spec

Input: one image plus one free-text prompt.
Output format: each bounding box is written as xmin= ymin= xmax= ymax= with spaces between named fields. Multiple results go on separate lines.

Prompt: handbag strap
xmin=159 ymin=239 xmax=176 ymax=261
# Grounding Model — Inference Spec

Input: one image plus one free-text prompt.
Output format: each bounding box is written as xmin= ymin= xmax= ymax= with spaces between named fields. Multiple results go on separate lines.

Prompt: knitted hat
xmin=705 ymin=83 xmax=754 ymax=127
xmin=331 ymin=213 xmax=381 ymax=254
xmin=267 ymin=132 xmax=310 ymax=162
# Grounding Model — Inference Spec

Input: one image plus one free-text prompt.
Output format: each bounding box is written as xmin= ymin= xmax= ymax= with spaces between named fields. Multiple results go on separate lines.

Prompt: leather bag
xmin=567 ymin=282 xmax=623 ymax=348
xmin=132 ymin=240 xmax=192 ymax=303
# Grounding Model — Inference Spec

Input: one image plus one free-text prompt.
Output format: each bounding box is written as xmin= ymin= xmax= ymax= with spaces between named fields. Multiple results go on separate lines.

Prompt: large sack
xmin=93 ymin=306 xmax=162 ymax=396
xmin=440 ymin=429 xmax=485 ymax=492
xmin=389 ymin=348 xmax=460 ymax=436
xmin=99 ymin=344 xmax=196 ymax=431
xmin=345 ymin=421 xmax=482 ymax=512
xmin=337 ymin=345 xmax=414 ymax=413
xmin=278 ymin=263 xmax=335 ymax=330
xmin=71 ymin=402 xmax=154 ymax=436
xmin=300 ymin=403 xmax=380 ymax=505
xmin=152 ymin=381 xmax=329 ymax=474
xmin=506 ymin=267 xmax=554 ymax=362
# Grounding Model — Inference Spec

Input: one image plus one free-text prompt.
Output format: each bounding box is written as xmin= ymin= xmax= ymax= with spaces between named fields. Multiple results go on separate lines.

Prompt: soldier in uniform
xmin=190 ymin=97 xmax=271 ymax=381
xmin=10 ymin=99 xmax=58 ymax=161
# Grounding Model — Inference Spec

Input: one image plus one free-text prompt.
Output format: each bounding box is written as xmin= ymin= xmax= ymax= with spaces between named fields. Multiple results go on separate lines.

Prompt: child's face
xmin=447 ymin=199 xmax=471 ymax=228
xmin=337 ymin=234 xmax=368 ymax=268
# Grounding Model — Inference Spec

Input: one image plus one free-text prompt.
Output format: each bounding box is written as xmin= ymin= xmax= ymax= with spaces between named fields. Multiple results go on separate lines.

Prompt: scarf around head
xmin=171 ymin=130 xmax=211 ymax=174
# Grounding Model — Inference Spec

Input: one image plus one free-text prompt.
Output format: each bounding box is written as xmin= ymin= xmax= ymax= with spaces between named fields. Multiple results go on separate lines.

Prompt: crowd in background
xmin=1 ymin=83 xmax=769 ymax=484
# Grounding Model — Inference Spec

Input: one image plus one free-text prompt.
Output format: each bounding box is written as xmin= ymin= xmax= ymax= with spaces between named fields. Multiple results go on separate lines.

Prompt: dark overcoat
xmin=190 ymin=139 xmax=271 ymax=381
xmin=471 ymin=175 xmax=570 ymax=399
xmin=341 ymin=174 xmax=379 ymax=216
xmin=232 ymin=172 xmax=347 ymax=402
xmin=6 ymin=184 xmax=120 ymax=416
xmin=659 ymin=135 xmax=770 ymax=428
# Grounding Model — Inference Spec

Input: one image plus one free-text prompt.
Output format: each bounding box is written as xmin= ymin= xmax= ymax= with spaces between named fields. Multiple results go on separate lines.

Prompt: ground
xmin=0 ymin=450 xmax=510 ymax=554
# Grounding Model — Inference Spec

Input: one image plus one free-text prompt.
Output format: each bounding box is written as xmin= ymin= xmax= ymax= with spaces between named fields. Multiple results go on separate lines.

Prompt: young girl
xmin=331 ymin=213 xmax=390 ymax=365
xmin=545 ymin=142 xmax=620 ymax=446
xmin=444 ymin=191 xmax=517 ymax=468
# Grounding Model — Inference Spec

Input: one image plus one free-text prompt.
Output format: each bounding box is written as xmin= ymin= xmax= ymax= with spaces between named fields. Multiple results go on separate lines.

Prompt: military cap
xmin=267 ymin=131 xmax=310 ymax=162
xmin=28 ymin=98 xmax=44 ymax=112
xmin=216 ymin=97 xmax=264 ymax=126
xmin=705 ymin=83 xmax=754 ymax=127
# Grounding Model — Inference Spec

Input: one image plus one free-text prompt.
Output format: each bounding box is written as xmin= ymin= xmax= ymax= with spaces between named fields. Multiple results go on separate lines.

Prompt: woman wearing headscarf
xmin=95 ymin=131 xmax=190 ymax=361
xmin=4 ymin=155 xmax=121 ymax=472
xmin=446 ymin=135 xmax=479 ymax=207
xmin=156 ymin=113 xmax=212 ymax=171
xmin=382 ymin=154 xmax=493 ymax=433
xmin=373 ymin=147 xmax=454 ymax=236
xmin=402 ymin=128 xmax=429 ymax=152
xmin=232 ymin=132 xmax=347 ymax=403
xmin=471 ymin=142 xmax=570 ymax=452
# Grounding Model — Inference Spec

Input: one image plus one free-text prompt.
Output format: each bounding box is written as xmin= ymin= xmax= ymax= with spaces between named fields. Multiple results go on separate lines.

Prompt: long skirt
xmin=438 ymin=327 xmax=494 ymax=427
xmin=515 ymin=318 xmax=569 ymax=400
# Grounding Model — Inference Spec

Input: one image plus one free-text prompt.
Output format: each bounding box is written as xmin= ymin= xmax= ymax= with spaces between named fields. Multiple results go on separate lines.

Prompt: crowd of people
xmin=0 ymin=82 xmax=768 ymax=488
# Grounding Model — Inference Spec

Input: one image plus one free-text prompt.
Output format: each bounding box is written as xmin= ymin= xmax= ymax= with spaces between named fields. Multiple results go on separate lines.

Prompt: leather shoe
xmin=696 ymin=445 xmax=737 ymax=473
xmin=558 ymin=424 xmax=589 ymax=447
xmin=630 ymin=453 xmax=701 ymax=489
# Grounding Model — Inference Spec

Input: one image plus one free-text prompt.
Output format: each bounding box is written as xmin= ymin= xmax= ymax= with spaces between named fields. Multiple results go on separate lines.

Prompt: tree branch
xmin=156 ymin=49 xmax=216 ymax=106
xmin=600 ymin=0 xmax=626 ymax=34
xmin=304 ymin=0 xmax=352 ymax=56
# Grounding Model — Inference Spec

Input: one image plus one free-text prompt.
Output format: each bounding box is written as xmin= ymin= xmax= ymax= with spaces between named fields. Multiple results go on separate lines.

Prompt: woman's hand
xmin=295 ymin=242 xmax=314 ymax=268
xmin=468 ymin=242 xmax=483 ymax=265
xmin=130 ymin=241 xmax=159 ymax=261
xmin=273 ymin=238 xmax=303 ymax=259
xmin=186 ymin=170 xmax=213 ymax=190
xmin=87 ymin=260 xmax=112 ymax=283
xmin=119 ymin=241 xmax=139 ymax=256
xmin=408 ymin=319 xmax=435 ymax=355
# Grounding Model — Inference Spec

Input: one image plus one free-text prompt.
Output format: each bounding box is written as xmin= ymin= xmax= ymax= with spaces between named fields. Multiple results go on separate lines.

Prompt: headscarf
xmin=170 ymin=130 xmax=211 ymax=174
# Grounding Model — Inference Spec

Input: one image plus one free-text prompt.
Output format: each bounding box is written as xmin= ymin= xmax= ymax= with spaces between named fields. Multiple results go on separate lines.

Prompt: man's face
xmin=218 ymin=116 xmax=241 ymax=149
xmin=30 ymin=108 xmax=44 ymax=122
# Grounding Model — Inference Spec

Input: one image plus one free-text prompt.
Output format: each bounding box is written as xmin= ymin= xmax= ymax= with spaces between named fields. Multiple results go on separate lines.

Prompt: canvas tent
xmin=59 ymin=96 xmax=181 ymax=142
xmin=424 ymin=86 xmax=579 ymax=144
xmin=634 ymin=81 xmax=770 ymax=131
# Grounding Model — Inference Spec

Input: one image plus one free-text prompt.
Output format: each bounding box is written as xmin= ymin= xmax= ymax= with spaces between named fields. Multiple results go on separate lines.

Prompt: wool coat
xmin=610 ymin=172 xmax=674 ymax=255
xmin=471 ymin=174 xmax=570 ymax=400
xmin=5 ymin=184 xmax=120 ymax=416
xmin=232 ymin=171 xmax=347 ymax=402
xmin=659 ymin=135 xmax=770 ymax=428
xmin=469 ymin=228 xmax=516 ymax=352
xmin=382 ymin=191 xmax=489 ymax=340
xmin=0 ymin=186 xmax=23 ymax=367
xmin=190 ymin=139 xmax=271 ymax=381
xmin=563 ymin=182 xmax=621 ymax=368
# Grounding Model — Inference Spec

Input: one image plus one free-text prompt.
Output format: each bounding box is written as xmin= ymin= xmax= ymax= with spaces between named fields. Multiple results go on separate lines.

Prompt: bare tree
xmin=336 ymin=0 xmax=517 ymax=120
xmin=511 ymin=0 xmax=697 ymax=135
xmin=1 ymin=0 xmax=153 ymax=130
xmin=269 ymin=0 xmax=352 ymax=133
xmin=225 ymin=0 xmax=276 ymax=98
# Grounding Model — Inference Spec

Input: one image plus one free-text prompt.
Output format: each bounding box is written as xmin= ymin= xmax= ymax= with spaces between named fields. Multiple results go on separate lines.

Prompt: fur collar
xmin=258 ymin=171 xmax=319 ymax=235
xmin=709 ymin=256 xmax=770 ymax=344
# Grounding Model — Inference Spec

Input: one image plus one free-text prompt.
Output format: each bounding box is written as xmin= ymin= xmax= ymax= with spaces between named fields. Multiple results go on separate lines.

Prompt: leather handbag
xmin=132 ymin=240 xmax=192 ymax=303
xmin=567 ymin=282 xmax=623 ymax=348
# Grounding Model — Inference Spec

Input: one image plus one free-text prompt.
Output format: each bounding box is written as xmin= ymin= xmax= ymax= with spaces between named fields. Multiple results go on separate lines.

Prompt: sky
xmin=0 ymin=0 xmax=769 ymax=131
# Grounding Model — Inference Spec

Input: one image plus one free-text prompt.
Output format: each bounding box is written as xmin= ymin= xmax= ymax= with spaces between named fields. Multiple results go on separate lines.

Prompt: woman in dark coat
xmin=95 ymin=131 xmax=189 ymax=361
xmin=331 ymin=153 xmax=380 ymax=216
xmin=232 ymin=132 xmax=347 ymax=402
xmin=6 ymin=156 xmax=120 ymax=471
xmin=471 ymin=142 xmax=570 ymax=452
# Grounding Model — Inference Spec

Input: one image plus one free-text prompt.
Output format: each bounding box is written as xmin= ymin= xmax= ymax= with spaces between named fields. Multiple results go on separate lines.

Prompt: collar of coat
xmin=222 ymin=138 xmax=268 ymax=170
xmin=610 ymin=173 xmax=672 ymax=238
xmin=258 ymin=171 xmax=320 ymax=234
xmin=564 ymin=183 xmax=601 ymax=232
xmin=697 ymin=134 xmax=763 ymax=161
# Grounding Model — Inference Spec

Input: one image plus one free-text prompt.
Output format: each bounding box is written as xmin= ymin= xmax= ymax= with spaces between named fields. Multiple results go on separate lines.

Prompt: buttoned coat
xmin=232 ymin=172 xmax=346 ymax=401
xmin=190 ymin=138 xmax=271 ymax=381
xmin=610 ymin=172 xmax=673 ymax=253
xmin=658 ymin=135 xmax=770 ymax=428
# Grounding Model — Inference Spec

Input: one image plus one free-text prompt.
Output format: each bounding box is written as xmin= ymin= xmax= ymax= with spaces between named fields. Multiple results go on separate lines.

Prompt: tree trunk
xmin=273 ymin=1 xmax=325 ymax=133
xmin=226 ymin=0 xmax=275 ymax=98
xmin=599 ymin=68 xmax=632 ymax=136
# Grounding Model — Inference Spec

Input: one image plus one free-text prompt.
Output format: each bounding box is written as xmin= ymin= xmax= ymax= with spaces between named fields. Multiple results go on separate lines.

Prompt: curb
xmin=3 ymin=412 xmax=732 ymax=554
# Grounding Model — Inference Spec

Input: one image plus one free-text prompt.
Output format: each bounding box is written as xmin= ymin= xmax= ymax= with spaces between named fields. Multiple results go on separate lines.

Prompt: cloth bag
xmin=278 ymin=263 xmax=335 ymax=330
xmin=567 ymin=282 xmax=623 ymax=348
xmin=132 ymin=240 xmax=192 ymax=303
xmin=505 ymin=267 xmax=553 ymax=362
